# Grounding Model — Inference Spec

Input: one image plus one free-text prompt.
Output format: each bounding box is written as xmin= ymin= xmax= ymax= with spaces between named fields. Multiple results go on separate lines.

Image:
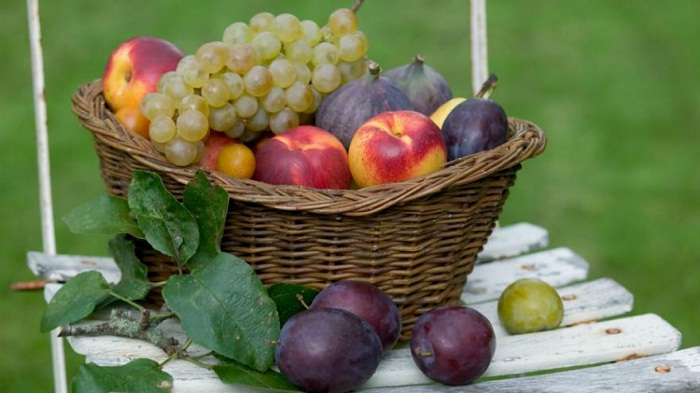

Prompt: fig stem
xmin=475 ymin=73 xmax=498 ymax=99
xmin=368 ymin=61 xmax=381 ymax=76
xmin=414 ymin=53 xmax=426 ymax=65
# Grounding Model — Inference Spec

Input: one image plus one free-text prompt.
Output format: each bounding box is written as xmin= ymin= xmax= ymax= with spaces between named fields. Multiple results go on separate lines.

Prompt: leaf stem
xmin=109 ymin=290 xmax=147 ymax=313
xmin=185 ymin=355 xmax=215 ymax=370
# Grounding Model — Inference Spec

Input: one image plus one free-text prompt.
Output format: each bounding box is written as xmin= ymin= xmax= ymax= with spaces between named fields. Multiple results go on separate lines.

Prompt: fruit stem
xmin=351 ymin=0 xmax=365 ymax=13
xmin=368 ymin=61 xmax=381 ymax=76
xmin=413 ymin=53 xmax=426 ymax=66
xmin=475 ymin=73 xmax=498 ymax=99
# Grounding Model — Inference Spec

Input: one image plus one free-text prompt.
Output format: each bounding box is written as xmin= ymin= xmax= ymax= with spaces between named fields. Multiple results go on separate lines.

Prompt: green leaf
xmin=128 ymin=170 xmax=199 ymax=265
xmin=40 ymin=271 xmax=110 ymax=332
xmin=162 ymin=252 xmax=280 ymax=372
xmin=71 ymin=358 xmax=172 ymax=393
xmin=213 ymin=361 xmax=300 ymax=391
xmin=267 ymin=283 xmax=319 ymax=327
xmin=108 ymin=234 xmax=151 ymax=301
xmin=183 ymin=170 xmax=230 ymax=270
xmin=63 ymin=195 xmax=144 ymax=238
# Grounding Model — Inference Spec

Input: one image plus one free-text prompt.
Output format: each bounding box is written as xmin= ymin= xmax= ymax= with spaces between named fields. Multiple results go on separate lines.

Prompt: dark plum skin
xmin=410 ymin=306 xmax=496 ymax=385
xmin=310 ymin=280 xmax=401 ymax=352
xmin=441 ymin=98 xmax=509 ymax=161
xmin=275 ymin=307 xmax=383 ymax=393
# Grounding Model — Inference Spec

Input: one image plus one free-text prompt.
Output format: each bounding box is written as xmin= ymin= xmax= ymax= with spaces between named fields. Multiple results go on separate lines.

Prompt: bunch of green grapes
xmin=140 ymin=8 xmax=369 ymax=167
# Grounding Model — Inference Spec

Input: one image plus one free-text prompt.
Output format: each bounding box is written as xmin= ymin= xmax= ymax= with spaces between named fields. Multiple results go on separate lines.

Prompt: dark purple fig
xmin=441 ymin=75 xmax=508 ymax=160
xmin=383 ymin=54 xmax=453 ymax=116
xmin=315 ymin=61 xmax=413 ymax=149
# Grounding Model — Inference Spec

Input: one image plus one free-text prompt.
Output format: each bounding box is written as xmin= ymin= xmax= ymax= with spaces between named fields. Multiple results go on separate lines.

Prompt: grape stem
xmin=351 ymin=0 xmax=365 ymax=13
xmin=475 ymin=73 xmax=498 ymax=99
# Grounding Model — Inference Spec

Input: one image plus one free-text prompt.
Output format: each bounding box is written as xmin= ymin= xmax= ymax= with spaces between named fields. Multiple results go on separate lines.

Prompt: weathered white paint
xmin=470 ymin=277 xmax=634 ymax=338
xmin=363 ymin=313 xmax=682 ymax=388
xmin=477 ymin=222 xmax=549 ymax=263
xmin=464 ymin=247 xmax=589 ymax=304
xmin=28 ymin=251 xmax=121 ymax=283
xmin=363 ymin=347 xmax=700 ymax=393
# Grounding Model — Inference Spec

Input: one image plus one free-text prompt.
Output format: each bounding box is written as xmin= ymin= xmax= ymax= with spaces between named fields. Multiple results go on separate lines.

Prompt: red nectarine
xmin=253 ymin=126 xmax=351 ymax=189
xmin=348 ymin=110 xmax=447 ymax=188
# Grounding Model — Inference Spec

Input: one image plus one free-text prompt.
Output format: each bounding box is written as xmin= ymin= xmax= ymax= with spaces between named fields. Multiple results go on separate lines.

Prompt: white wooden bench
xmin=28 ymin=222 xmax=700 ymax=392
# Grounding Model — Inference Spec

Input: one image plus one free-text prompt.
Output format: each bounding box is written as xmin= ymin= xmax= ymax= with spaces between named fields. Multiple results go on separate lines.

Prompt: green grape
xmin=302 ymin=85 xmax=322 ymax=114
xmin=497 ymin=278 xmax=564 ymax=335
xmin=140 ymin=92 xmax=174 ymax=121
xmin=269 ymin=107 xmax=300 ymax=134
xmin=161 ymin=75 xmax=194 ymax=103
xmin=217 ymin=72 xmax=245 ymax=100
xmin=311 ymin=63 xmax=341 ymax=94
xmin=252 ymin=31 xmax=282 ymax=60
xmin=152 ymin=140 xmax=166 ymax=153
xmin=195 ymin=41 xmax=229 ymax=74
xmin=223 ymin=22 xmax=252 ymax=44
xmin=283 ymin=40 xmax=313 ymax=64
xmin=164 ymin=137 xmax=199 ymax=166
xmin=243 ymin=65 xmax=274 ymax=97
xmin=245 ymin=107 xmax=269 ymax=132
xmin=337 ymin=32 xmax=367 ymax=62
xmin=274 ymin=13 xmax=302 ymax=43
xmin=300 ymin=20 xmax=321 ymax=46
xmin=260 ymin=86 xmax=286 ymax=113
xmin=285 ymin=81 xmax=314 ymax=113
xmin=201 ymin=77 xmax=231 ymax=108
xmin=176 ymin=109 xmax=209 ymax=142
xmin=234 ymin=94 xmax=259 ymax=118
xmin=226 ymin=44 xmax=260 ymax=75
xmin=148 ymin=115 xmax=177 ymax=143
xmin=157 ymin=71 xmax=179 ymax=93
xmin=293 ymin=62 xmax=312 ymax=84
xmin=208 ymin=103 xmax=238 ymax=132
xmin=176 ymin=55 xmax=205 ymax=87
xmin=328 ymin=8 xmax=358 ymax=36
xmin=250 ymin=12 xmax=275 ymax=33
xmin=178 ymin=94 xmax=210 ymax=117
xmin=311 ymin=42 xmax=339 ymax=66
xmin=238 ymin=128 xmax=261 ymax=143
xmin=224 ymin=120 xmax=246 ymax=139
xmin=338 ymin=59 xmax=368 ymax=84
xmin=269 ymin=58 xmax=297 ymax=88
xmin=193 ymin=140 xmax=206 ymax=164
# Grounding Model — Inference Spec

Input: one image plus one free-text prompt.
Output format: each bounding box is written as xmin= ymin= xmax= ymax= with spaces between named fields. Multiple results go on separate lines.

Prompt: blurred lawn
xmin=2 ymin=0 xmax=698 ymax=391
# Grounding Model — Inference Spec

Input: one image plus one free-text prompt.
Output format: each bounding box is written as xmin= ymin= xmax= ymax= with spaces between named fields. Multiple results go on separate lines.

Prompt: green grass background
xmin=2 ymin=1 xmax=698 ymax=390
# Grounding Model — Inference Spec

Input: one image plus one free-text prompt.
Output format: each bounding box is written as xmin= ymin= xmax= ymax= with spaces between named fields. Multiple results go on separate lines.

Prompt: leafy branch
xmin=46 ymin=169 xmax=303 ymax=392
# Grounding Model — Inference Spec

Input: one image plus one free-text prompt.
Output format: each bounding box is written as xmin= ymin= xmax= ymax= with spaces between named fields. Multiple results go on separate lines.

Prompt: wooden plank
xmin=66 ymin=313 xmax=683 ymax=391
xmin=463 ymin=247 xmax=589 ymax=304
xmin=27 ymin=251 xmax=120 ymax=283
xmin=477 ymin=222 xmax=549 ymax=263
xmin=363 ymin=346 xmax=700 ymax=393
xmin=362 ymin=313 xmax=682 ymax=388
xmin=471 ymin=278 xmax=634 ymax=338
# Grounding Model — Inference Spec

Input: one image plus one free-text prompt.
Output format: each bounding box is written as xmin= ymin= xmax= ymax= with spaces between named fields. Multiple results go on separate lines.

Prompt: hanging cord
xmin=26 ymin=0 xmax=67 ymax=392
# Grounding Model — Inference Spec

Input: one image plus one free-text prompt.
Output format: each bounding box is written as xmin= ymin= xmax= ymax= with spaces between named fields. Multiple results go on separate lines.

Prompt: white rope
xmin=26 ymin=0 xmax=67 ymax=392
xmin=470 ymin=0 xmax=489 ymax=95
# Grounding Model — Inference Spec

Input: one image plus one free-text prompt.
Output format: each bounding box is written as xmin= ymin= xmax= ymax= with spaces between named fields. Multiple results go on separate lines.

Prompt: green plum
xmin=497 ymin=278 xmax=564 ymax=334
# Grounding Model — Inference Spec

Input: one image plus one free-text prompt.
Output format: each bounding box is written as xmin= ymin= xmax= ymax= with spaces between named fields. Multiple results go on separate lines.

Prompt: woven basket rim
xmin=71 ymin=80 xmax=546 ymax=216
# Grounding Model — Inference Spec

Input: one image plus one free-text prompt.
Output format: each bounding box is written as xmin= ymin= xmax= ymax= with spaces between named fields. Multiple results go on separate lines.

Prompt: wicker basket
xmin=71 ymin=80 xmax=546 ymax=339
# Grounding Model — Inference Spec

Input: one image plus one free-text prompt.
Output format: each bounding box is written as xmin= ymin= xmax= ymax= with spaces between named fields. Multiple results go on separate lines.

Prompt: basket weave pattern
xmin=72 ymin=80 xmax=546 ymax=339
